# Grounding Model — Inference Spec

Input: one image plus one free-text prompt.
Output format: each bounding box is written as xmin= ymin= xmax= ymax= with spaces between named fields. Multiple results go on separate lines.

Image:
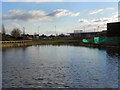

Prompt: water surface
xmin=2 ymin=45 xmax=119 ymax=88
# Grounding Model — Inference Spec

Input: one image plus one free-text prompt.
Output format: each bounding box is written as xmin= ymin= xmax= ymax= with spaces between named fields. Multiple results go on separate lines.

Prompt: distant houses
xmin=1 ymin=22 xmax=119 ymax=41
xmin=69 ymin=22 xmax=120 ymax=40
xmin=25 ymin=34 xmax=70 ymax=40
xmin=69 ymin=30 xmax=107 ymax=40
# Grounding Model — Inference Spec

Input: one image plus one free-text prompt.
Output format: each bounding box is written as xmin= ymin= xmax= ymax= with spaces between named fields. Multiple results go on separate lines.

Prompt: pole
xmin=55 ymin=25 xmax=56 ymax=36
xmin=94 ymin=28 xmax=95 ymax=37
xmin=23 ymin=27 xmax=25 ymax=35
xmin=98 ymin=26 xmax=99 ymax=37
xmin=84 ymin=26 xmax=85 ymax=32
xmin=38 ymin=26 xmax=40 ymax=35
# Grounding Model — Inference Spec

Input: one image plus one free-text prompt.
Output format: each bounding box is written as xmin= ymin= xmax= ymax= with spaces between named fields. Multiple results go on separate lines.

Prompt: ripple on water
xmin=2 ymin=46 xmax=119 ymax=88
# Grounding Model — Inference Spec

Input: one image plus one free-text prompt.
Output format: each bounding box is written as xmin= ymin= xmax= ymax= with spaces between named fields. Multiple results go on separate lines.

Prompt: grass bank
xmin=1 ymin=39 xmax=80 ymax=48
xmin=1 ymin=39 xmax=120 ymax=48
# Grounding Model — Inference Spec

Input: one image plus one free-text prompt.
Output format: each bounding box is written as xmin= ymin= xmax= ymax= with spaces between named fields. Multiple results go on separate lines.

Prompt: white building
xmin=74 ymin=30 xmax=83 ymax=33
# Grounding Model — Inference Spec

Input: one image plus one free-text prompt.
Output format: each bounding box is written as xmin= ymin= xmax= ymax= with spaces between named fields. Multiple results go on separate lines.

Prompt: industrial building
xmin=69 ymin=31 xmax=106 ymax=39
xmin=107 ymin=22 xmax=120 ymax=37
xmin=69 ymin=22 xmax=120 ymax=45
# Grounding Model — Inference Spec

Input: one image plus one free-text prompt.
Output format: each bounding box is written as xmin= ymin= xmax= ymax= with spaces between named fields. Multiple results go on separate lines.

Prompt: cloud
xmin=3 ymin=9 xmax=52 ymax=21
xmin=48 ymin=9 xmax=80 ymax=17
xmin=3 ymin=9 xmax=80 ymax=21
xmin=3 ymin=0 xmax=63 ymax=2
xmin=89 ymin=7 xmax=115 ymax=15
xmin=79 ymin=14 xmax=118 ymax=24
xmin=11 ymin=23 xmax=20 ymax=27
xmin=89 ymin=9 xmax=104 ymax=15
xmin=78 ymin=13 xmax=118 ymax=31
xmin=3 ymin=0 xmax=119 ymax=2
xmin=78 ymin=19 xmax=88 ymax=23
xmin=106 ymin=8 xmax=115 ymax=10
xmin=91 ymin=18 xmax=109 ymax=23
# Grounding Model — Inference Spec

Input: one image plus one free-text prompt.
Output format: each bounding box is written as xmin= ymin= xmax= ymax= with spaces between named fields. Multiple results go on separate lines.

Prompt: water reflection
xmin=2 ymin=45 xmax=119 ymax=88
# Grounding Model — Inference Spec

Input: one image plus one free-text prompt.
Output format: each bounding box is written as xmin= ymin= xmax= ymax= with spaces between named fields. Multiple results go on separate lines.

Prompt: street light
xmin=55 ymin=24 xmax=57 ymax=36
xmin=83 ymin=26 xmax=85 ymax=32
xmin=23 ymin=27 xmax=25 ymax=35
xmin=97 ymin=26 xmax=100 ymax=37
xmin=94 ymin=28 xmax=95 ymax=37
xmin=38 ymin=26 xmax=40 ymax=35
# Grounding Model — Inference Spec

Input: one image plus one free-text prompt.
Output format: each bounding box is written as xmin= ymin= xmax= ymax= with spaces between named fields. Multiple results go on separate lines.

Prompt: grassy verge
xmin=32 ymin=39 xmax=77 ymax=42
xmin=1 ymin=39 xmax=81 ymax=48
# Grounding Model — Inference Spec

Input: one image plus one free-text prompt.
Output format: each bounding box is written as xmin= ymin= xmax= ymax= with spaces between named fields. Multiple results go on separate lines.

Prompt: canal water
xmin=2 ymin=45 xmax=120 ymax=88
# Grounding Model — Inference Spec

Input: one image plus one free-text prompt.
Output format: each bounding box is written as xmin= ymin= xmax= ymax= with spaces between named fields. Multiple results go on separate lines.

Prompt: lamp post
xmin=97 ymin=26 xmax=100 ymax=37
xmin=38 ymin=26 xmax=40 ymax=36
xmin=23 ymin=27 xmax=25 ymax=35
xmin=83 ymin=26 xmax=85 ymax=32
xmin=55 ymin=24 xmax=57 ymax=36
xmin=94 ymin=28 xmax=95 ymax=37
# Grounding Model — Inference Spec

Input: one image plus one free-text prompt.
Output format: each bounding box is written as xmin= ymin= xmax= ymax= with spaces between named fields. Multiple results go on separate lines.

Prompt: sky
xmin=2 ymin=0 xmax=120 ymax=2
xmin=2 ymin=2 xmax=119 ymax=35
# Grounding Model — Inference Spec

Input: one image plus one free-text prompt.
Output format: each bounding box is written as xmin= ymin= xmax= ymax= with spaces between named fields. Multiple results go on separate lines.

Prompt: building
xmin=81 ymin=22 xmax=120 ymax=45
xmin=107 ymin=22 xmax=120 ymax=37
xmin=69 ymin=30 xmax=106 ymax=39
xmin=74 ymin=30 xmax=83 ymax=33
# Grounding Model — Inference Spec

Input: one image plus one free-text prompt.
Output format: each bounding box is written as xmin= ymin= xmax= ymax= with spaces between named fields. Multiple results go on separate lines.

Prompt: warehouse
xmin=107 ymin=22 xmax=120 ymax=37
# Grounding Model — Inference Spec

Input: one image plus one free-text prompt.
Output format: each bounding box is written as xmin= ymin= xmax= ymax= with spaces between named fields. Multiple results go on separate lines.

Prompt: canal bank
xmin=1 ymin=39 xmax=120 ymax=48
xmin=1 ymin=39 xmax=81 ymax=48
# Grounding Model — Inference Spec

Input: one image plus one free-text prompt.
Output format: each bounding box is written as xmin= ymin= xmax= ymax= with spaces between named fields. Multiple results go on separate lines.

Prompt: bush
xmin=11 ymin=28 xmax=21 ymax=38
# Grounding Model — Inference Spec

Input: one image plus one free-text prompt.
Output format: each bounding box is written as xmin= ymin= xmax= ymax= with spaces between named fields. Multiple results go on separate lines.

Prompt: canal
xmin=2 ymin=45 xmax=120 ymax=88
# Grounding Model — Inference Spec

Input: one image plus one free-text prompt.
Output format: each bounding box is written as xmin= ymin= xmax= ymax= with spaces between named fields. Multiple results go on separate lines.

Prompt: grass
xmin=32 ymin=39 xmax=76 ymax=42
xmin=1 ymin=39 xmax=81 ymax=48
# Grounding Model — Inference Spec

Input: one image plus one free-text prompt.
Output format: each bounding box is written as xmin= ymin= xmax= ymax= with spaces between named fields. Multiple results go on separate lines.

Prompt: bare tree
xmin=2 ymin=24 xmax=6 ymax=35
xmin=11 ymin=28 xmax=21 ymax=38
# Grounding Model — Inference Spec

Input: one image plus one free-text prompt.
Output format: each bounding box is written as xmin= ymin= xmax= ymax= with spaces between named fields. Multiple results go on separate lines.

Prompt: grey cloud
xmin=47 ymin=9 xmax=80 ymax=17
xmin=89 ymin=8 xmax=115 ymax=15
xmin=92 ymin=18 xmax=109 ymax=22
xmin=4 ymin=0 xmax=63 ymax=2
xmin=89 ymin=9 xmax=103 ymax=15
xmin=78 ymin=19 xmax=88 ymax=23
xmin=78 ymin=13 xmax=118 ymax=32
xmin=3 ymin=9 xmax=80 ymax=22
xmin=47 ymin=10 xmax=62 ymax=17
xmin=3 ymin=10 xmax=47 ymax=21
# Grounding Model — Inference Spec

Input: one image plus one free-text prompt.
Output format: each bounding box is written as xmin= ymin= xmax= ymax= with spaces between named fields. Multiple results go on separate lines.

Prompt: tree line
xmin=2 ymin=24 xmax=22 ymax=38
xmin=1 ymin=24 xmax=27 ymax=41
xmin=1 ymin=24 xmax=69 ymax=41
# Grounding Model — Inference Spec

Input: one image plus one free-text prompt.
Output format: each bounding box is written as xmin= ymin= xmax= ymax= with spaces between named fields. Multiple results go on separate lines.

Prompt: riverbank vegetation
xmin=1 ymin=24 xmax=120 ymax=48
xmin=0 ymin=24 xmax=80 ymax=48
xmin=1 ymin=24 xmax=72 ymax=41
